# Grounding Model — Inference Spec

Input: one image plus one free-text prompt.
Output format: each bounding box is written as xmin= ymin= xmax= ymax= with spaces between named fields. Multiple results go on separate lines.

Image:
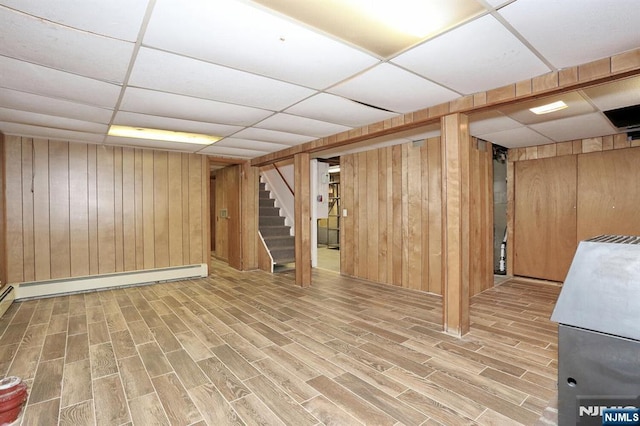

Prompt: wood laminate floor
xmin=0 ymin=259 xmax=560 ymax=425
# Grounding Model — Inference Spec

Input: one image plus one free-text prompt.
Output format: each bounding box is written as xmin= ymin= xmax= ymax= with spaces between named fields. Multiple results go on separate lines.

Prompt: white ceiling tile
xmin=215 ymin=138 xmax=291 ymax=152
xmin=470 ymin=111 xmax=522 ymax=135
xmin=478 ymin=126 xmax=553 ymax=149
xmin=113 ymin=112 xmax=242 ymax=137
xmin=285 ymin=93 xmax=398 ymax=127
xmin=328 ymin=63 xmax=459 ymax=113
xmin=0 ymin=107 xmax=108 ymax=134
xmin=197 ymin=145 xmax=264 ymax=158
xmin=144 ymin=0 xmax=379 ymax=89
xmin=0 ymin=0 xmax=149 ymax=41
xmin=0 ymin=122 xmax=105 ymax=144
xmin=255 ymin=113 xmax=351 ymax=138
xmin=499 ymin=0 xmax=640 ymax=69
xmin=105 ymin=135 xmax=204 ymax=153
xmin=392 ymin=14 xmax=550 ymax=94
xmin=231 ymin=128 xmax=316 ymax=146
xmin=128 ymin=48 xmax=316 ymax=111
xmin=0 ymin=56 xmax=121 ymax=108
xmin=484 ymin=0 xmax=512 ymax=7
xmin=0 ymin=88 xmax=113 ymax=123
xmin=0 ymin=8 xmax=134 ymax=83
xmin=119 ymin=88 xmax=273 ymax=127
xmin=530 ymin=112 xmax=620 ymax=142
xmin=582 ymin=76 xmax=640 ymax=112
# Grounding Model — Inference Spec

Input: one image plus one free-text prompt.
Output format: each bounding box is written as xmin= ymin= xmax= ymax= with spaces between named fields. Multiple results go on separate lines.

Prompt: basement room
xmin=1 ymin=0 xmax=640 ymax=425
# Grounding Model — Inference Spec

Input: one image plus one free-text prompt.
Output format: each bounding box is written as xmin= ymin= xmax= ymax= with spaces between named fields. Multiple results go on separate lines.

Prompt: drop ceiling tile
xmin=215 ymin=138 xmax=290 ymax=152
xmin=232 ymin=128 xmax=316 ymax=146
xmin=119 ymin=88 xmax=273 ymax=127
xmin=0 ymin=122 xmax=105 ymax=144
xmin=0 ymin=8 xmax=134 ymax=83
xmin=484 ymin=0 xmax=511 ymax=7
xmin=499 ymin=0 xmax=640 ymax=69
xmin=113 ymin=112 xmax=242 ymax=137
xmin=0 ymin=108 xmax=108 ymax=134
xmin=0 ymin=88 xmax=113 ymax=123
xmin=392 ymin=14 xmax=550 ymax=94
xmin=284 ymin=93 xmax=399 ymax=127
xmin=478 ymin=126 xmax=553 ymax=149
xmin=328 ymin=63 xmax=459 ymax=113
xmin=0 ymin=0 xmax=149 ymax=41
xmin=498 ymin=92 xmax=596 ymax=125
xmin=144 ymin=0 xmax=378 ymax=89
xmin=582 ymin=76 xmax=640 ymax=112
xmin=469 ymin=111 xmax=522 ymax=135
xmin=128 ymin=48 xmax=315 ymax=111
xmin=105 ymin=135 xmax=205 ymax=153
xmin=530 ymin=112 xmax=619 ymax=142
xmin=255 ymin=113 xmax=351 ymax=138
xmin=197 ymin=145 xmax=264 ymax=158
xmin=0 ymin=56 xmax=122 ymax=108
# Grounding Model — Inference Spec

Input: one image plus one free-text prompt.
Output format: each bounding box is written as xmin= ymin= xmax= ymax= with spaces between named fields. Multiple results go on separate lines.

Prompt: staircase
xmin=259 ymin=181 xmax=295 ymax=266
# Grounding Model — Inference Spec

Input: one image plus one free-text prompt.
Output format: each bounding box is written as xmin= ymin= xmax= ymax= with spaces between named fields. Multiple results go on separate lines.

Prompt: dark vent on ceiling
xmin=603 ymin=104 xmax=640 ymax=129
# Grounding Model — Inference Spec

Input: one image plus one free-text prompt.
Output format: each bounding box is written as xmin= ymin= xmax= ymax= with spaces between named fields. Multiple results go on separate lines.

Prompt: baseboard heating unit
xmin=0 ymin=284 xmax=16 ymax=318
xmin=15 ymin=264 xmax=208 ymax=300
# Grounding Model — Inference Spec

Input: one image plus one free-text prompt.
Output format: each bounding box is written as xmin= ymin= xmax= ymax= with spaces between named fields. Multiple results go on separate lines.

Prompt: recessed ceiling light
xmin=529 ymin=100 xmax=568 ymax=115
xmin=108 ymin=125 xmax=221 ymax=145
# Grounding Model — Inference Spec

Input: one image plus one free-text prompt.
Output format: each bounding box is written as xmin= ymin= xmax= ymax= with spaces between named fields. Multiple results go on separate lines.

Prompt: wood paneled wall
xmin=506 ymin=133 xmax=639 ymax=279
xmin=341 ymin=137 xmax=493 ymax=296
xmin=2 ymin=136 xmax=210 ymax=284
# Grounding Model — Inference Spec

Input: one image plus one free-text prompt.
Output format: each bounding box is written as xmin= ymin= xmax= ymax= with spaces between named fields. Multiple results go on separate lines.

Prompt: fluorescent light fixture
xmin=529 ymin=101 xmax=568 ymax=115
xmin=328 ymin=165 xmax=340 ymax=173
xmin=108 ymin=125 xmax=221 ymax=145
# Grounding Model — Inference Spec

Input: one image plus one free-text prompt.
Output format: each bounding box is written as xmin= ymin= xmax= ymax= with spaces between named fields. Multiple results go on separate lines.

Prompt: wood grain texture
xmin=2 ymin=138 xmax=209 ymax=285
xmin=514 ymin=156 xmax=577 ymax=282
xmin=294 ymin=153 xmax=311 ymax=286
xmin=0 ymin=260 xmax=560 ymax=426
xmin=577 ymin=148 xmax=640 ymax=240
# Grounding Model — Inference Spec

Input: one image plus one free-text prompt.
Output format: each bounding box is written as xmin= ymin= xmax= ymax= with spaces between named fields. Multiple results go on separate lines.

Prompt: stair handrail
xmin=273 ymin=163 xmax=294 ymax=196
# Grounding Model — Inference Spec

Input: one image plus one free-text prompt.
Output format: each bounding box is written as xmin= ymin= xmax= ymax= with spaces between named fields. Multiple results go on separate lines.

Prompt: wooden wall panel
xmin=49 ymin=141 xmax=71 ymax=279
xmin=33 ymin=139 xmax=51 ymax=280
xmin=1 ymin=137 xmax=210 ymax=285
xmin=154 ymin=151 xmax=170 ymax=268
xmin=4 ymin=136 xmax=23 ymax=283
xmin=188 ymin=155 xmax=203 ymax=265
xmin=226 ymin=165 xmax=241 ymax=270
xmin=577 ymin=148 xmax=640 ymax=240
xmin=426 ymin=138 xmax=442 ymax=294
xmin=97 ymin=146 xmax=116 ymax=274
xmin=69 ymin=143 xmax=89 ymax=277
xmin=341 ymin=136 xmax=492 ymax=296
xmin=513 ymin=156 xmax=577 ymax=282
xmin=87 ymin=145 xmax=99 ymax=275
xmin=21 ymin=140 xmax=35 ymax=282
xmin=114 ymin=148 xmax=124 ymax=272
xmin=122 ymin=148 xmax=136 ymax=271
xmin=365 ymin=150 xmax=379 ymax=283
xmin=508 ymin=135 xmax=638 ymax=281
xmin=240 ymin=161 xmax=258 ymax=270
xmin=142 ymin=150 xmax=155 ymax=269
xmin=168 ymin=153 xmax=183 ymax=266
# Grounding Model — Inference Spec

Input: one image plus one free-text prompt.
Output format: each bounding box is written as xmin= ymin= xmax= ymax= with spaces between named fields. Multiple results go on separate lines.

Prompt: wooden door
xmin=514 ymin=156 xmax=577 ymax=282
xmin=577 ymin=148 xmax=640 ymax=241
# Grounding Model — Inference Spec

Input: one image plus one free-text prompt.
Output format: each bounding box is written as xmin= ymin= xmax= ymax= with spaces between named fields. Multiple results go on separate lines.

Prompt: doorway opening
xmin=316 ymin=157 xmax=340 ymax=272
xmin=493 ymin=144 xmax=508 ymax=277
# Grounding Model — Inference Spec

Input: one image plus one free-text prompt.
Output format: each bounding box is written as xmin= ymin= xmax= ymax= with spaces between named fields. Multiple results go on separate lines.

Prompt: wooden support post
xmin=441 ymin=113 xmax=471 ymax=337
xmin=294 ymin=153 xmax=311 ymax=287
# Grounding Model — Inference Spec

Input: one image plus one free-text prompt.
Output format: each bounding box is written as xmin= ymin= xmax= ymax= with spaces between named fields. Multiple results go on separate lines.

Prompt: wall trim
xmin=15 ymin=264 xmax=208 ymax=300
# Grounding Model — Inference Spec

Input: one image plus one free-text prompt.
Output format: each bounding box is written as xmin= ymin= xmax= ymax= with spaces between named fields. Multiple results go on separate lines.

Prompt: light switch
xmin=342 ymin=209 xmax=347 ymax=217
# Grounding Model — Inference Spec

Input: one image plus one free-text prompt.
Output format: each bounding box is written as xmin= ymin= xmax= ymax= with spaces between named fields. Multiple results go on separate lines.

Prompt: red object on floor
xmin=0 ymin=376 xmax=28 ymax=425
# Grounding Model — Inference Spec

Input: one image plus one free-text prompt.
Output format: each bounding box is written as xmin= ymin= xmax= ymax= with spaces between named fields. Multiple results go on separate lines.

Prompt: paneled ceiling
xmin=1 ymin=0 xmax=639 ymax=160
